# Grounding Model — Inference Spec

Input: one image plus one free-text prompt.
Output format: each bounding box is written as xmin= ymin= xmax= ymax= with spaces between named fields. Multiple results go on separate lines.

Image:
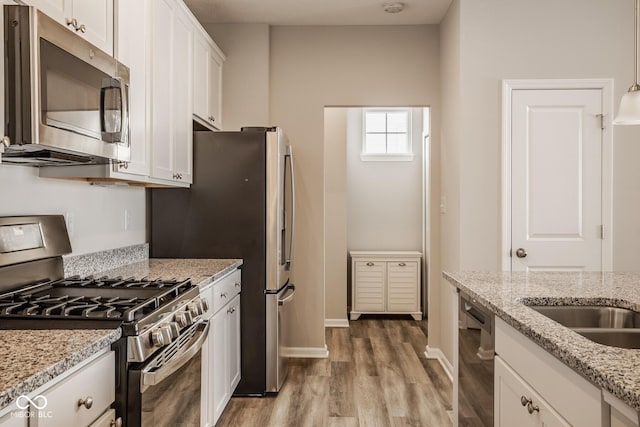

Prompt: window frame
xmin=361 ymin=108 xmax=414 ymax=161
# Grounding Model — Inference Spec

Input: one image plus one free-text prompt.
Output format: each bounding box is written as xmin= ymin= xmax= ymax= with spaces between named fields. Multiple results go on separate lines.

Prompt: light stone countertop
xmin=93 ymin=258 xmax=243 ymax=287
xmin=0 ymin=258 xmax=242 ymax=414
xmin=443 ymin=271 xmax=640 ymax=412
xmin=0 ymin=329 xmax=121 ymax=413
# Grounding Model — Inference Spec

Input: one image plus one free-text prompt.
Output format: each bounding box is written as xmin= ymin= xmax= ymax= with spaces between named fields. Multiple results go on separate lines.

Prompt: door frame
xmin=501 ymin=79 xmax=614 ymax=271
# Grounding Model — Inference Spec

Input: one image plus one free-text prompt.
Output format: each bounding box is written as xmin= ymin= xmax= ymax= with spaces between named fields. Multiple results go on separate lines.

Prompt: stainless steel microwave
xmin=2 ymin=5 xmax=130 ymax=166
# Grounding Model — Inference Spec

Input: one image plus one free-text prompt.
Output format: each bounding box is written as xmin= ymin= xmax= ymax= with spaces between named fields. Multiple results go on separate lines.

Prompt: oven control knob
xmin=160 ymin=324 xmax=175 ymax=342
xmin=176 ymin=311 xmax=194 ymax=327
xmin=188 ymin=302 xmax=202 ymax=317
xmin=168 ymin=321 xmax=181 ymax=338
xmin=150 ymin=329 xmax=165 ymax=348
xmin=175 ymin=312 xmax=188 ymax=329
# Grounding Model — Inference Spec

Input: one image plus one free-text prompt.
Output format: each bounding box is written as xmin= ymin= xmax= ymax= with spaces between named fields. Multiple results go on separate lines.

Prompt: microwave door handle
xmin=100 ymin=77 xmax=128 ymax=143
xmin=285 ymin=147 xmax=295 ymax=269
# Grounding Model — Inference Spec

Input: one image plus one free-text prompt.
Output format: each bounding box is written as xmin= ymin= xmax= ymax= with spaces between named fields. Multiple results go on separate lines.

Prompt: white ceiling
xmin=184 ymin=0 xmax=453 ymax=25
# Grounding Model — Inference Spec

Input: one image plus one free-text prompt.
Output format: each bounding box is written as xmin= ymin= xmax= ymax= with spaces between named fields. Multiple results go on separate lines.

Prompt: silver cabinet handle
xmin=77 ymin=23 xmax=86 ymax=33
xmin=208 ymin=116 xmax=215 ymax=122
xmin=398 ymin=262 xmax=406 ymax=266
xmin=520 ymin=396 xmax=530 ymax=407
xmin=110 ymin=418 xmax=123 ymax=427
xmin=220 ymin=292 xmax=227 ymax=298
xmin=235 ymin=282 xmax=241 ymax=288
xmin=366 ymin=262 xmax=374 ymax=266
xmin=227 ymin=306 xmax=236 ymax=314
xmin=78 ymin=396 xmax=93 ymax=409
xmin=66 ymin=18 xmax=77 ymax=29
xmin=527 ymin=402 xmax=540 ymax=414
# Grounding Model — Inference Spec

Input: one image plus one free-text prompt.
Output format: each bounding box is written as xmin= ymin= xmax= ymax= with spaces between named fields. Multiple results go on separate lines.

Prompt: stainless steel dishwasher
xmin=457 ymin=290 xmax=495 ymax=426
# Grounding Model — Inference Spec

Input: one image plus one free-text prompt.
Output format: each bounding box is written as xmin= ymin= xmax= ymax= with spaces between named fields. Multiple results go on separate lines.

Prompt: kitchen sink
xmin=527 ymin=305 xmax=640 ymax=349
xmin=528 ymin=305 xmax=640 ymax=328
xmin=572 ymin=329 xmax=640 ymax=349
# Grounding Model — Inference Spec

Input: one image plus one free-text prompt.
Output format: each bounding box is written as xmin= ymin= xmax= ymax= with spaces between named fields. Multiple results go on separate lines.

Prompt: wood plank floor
xmin=216 ymin=316 xmax=453 ymax=427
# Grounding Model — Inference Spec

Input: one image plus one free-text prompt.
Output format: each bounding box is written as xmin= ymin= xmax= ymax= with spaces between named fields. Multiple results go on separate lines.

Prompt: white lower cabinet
xmin=495 ymin=318 xmax=602 ymax=427
xmin=350 ymin=251 xmax=422 ymax=320
xmin=495 ymin=356 xmax=569 ymax=427
xmin=201 ymin=269 xmax=242 ymax=427
xmin=0 ymin=351 xmax=117 ymax=427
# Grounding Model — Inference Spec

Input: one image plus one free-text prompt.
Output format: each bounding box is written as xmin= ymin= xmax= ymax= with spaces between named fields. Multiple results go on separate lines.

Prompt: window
xmin=362 ymin=109 xmax=413 ymax=161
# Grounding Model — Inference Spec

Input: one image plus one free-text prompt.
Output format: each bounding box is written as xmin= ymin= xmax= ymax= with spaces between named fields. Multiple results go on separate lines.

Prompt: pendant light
xmin=615 ymin=0 xmax=640 ymax=125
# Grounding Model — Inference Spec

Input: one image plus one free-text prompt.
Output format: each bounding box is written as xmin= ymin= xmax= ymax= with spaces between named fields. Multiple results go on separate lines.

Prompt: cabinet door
xmin=212 ymin=308 xmax=229 ymax=424
xmin=207 ymin=50 xmax=222 ymax=129
xmin=200 ymin=332 xmax=212 ymax=427
xmin=149 ymin=0 xmax=174 ymax=181
xmin=228 ymin=295 xmax=241 ymax=392
xmin=114 ymin=0 xmax=149 ymax=177
xmin=171 ymin=5 xmax=193 ymax=184
xmin=70 ymin=0 xmax=113 ymax=55
xmin=386 ymin=261 xmax=419 ymax=312
xmin=495 ymin=356 xmax=570 ymax=427
xmin=354 ymin=261 xmax=385 ymax=312
xmin=193 ymin=32 xmax=209 ymax=122
xmin=27 ymin=0 xmax=68 ymax=27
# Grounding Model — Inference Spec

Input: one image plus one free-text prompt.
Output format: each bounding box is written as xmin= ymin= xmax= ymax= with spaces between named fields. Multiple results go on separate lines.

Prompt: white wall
xmin=204 ymin=23 xmax=270 ymax=130
xmin=0 ymin=166 xmax=146 ymax=255
xmin=270 ymin=25 xmax=441 ymax=351
xmin=346 ymin=107 xmax=424 ymax=251
xmin=437 ymin=0 xmax=638 ymax=365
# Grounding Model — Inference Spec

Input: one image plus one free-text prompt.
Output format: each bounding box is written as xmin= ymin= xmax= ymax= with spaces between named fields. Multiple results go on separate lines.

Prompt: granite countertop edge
xmin=443 ymin=271 xmax=640 ymax=412
xmin=0 ymin=328 xmax=121 ymax=413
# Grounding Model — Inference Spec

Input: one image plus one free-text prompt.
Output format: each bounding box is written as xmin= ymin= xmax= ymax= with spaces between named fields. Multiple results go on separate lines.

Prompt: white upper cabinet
xmin=28 ymin=0 xmax=114 ymax=55
xmin=113 ymin=0 xmax=149 ymax=177
xmin=149 ymin=0 xmax=193 ymax=186
xmin=192 ymin=25 xmax=225 ymax=130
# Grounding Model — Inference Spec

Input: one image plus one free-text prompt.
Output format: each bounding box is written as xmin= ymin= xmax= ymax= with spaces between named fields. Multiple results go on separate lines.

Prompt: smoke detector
xmin=383 ymin=2 xmax=405 ymax=13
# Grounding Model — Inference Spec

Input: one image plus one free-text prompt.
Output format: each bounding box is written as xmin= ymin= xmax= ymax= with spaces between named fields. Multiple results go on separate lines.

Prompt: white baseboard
xmin=325 ymin=318 xmax=350 ymax=328
xmin=282 ymin=344 xmax=329 ymax=358
xmin=425 ymin=345 xmax=453 ymax=382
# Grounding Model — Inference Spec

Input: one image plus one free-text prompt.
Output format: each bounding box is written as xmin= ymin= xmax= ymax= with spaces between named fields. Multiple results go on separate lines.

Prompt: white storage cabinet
xmin=350 ymin=251 xmax=422 ymax=321
xmin=0 ymin=350 xmax=117 ymax=427
xmin=26 ymin=0 xmax=114 ymax=55
xmin=494 ymin=317 xmax=602 ymax=427
xmin=200 ymin=268 xmax=242 ymax=427
xmin=192 ymin=25 xmax=225 ymax=131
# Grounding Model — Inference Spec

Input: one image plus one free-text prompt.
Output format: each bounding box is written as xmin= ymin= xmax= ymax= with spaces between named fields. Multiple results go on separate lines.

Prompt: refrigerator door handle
xmin=285 ymin=146 xmax=295 ymax=270
xmin=278 ymin=283 xmax=296 ymax=306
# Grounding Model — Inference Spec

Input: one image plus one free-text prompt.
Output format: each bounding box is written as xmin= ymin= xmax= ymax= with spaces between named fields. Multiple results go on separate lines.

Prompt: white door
xmin=510 ymin=88 xmax=603 ymax=272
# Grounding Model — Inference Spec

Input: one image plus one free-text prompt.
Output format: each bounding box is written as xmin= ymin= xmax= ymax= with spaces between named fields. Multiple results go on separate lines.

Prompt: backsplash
xmin=63 ymin=243 xmax=149 ymax=278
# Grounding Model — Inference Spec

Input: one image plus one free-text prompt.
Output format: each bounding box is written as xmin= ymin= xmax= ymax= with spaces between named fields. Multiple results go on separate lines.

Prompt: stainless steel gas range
xmin=0 ymin=215 xmax=209 ymax=427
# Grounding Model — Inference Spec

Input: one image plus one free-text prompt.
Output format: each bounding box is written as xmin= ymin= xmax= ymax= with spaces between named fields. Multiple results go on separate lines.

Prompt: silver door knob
xmin=515 ymin=248 xmax=527 ymax=258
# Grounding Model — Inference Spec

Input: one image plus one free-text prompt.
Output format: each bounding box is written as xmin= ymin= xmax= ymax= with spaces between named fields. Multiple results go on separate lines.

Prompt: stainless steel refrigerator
xmin=150 ymin=126 xmax=296 ymax=395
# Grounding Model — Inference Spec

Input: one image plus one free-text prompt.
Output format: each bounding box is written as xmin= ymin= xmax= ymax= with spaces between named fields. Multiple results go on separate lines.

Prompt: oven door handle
xmin=141 ymin=321 xmax=209 ymax=393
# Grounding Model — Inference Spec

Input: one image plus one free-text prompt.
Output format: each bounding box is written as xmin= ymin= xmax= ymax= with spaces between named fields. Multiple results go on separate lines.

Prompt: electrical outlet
xmin=64 ymin=212 xmax=74 ymax=236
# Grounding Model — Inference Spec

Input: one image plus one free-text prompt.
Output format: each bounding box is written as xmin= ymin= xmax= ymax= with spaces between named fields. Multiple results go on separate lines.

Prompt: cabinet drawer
xmin=212 ymin=269 xmax=241 ymax=315
xmin=35 ymin=352 xmax=115 ymax=427
xmin=88 ymin=409 xmax=120 ymax=427
xmin=354 ymin=261 xmax=385 ymax=312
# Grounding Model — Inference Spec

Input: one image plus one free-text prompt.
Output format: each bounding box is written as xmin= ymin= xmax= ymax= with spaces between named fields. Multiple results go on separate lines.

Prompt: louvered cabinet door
xmin=386 ymin=261 xmax=419 ymax=312
xmin=353 ymin=261 xmax=386 ymax=312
